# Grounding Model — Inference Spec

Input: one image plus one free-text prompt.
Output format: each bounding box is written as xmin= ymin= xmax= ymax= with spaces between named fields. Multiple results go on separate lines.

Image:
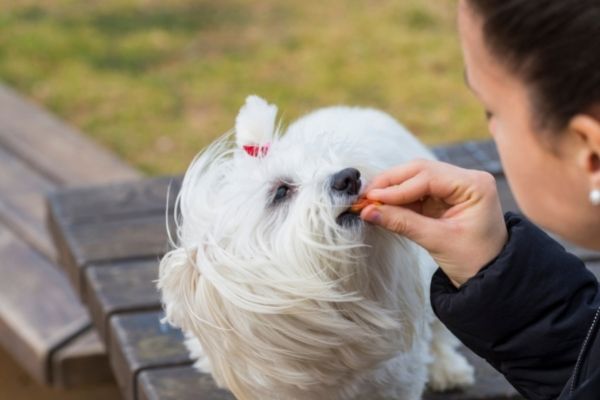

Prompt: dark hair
xmin=466 ymin=0 xmax=600 ymax=133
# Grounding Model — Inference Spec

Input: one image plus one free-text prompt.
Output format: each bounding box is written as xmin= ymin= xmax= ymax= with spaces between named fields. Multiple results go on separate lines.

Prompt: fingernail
xmin=363 ymin=209 xmax=381 ymax=224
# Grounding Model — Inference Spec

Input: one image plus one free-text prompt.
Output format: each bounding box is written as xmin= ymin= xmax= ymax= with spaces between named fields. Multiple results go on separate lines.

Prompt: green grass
xmin=0 ymin=0 xmax=488 ymax=175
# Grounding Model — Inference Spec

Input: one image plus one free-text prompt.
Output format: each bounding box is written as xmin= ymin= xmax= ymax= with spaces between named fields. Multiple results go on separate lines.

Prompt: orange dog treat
xmin=349 ymin=198 xmax=382 ymax=214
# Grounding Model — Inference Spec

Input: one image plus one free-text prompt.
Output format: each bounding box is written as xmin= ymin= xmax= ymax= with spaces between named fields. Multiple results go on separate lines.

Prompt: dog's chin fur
xmin=158 ymin=101 xmax=475 ymax=400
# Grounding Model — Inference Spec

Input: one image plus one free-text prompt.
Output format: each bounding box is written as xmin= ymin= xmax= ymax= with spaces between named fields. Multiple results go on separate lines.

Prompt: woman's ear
xmin=569 ymin=113 xmax=600 ymax=188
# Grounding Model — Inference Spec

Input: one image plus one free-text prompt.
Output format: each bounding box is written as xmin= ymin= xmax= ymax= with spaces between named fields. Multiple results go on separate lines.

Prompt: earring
xmin=590 ymin=189 xmax=600 ymax=206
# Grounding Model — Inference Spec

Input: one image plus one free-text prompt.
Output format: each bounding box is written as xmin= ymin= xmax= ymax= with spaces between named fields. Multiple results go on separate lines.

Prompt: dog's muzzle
xmin=332 ymin=168 xmax=363 ymax=227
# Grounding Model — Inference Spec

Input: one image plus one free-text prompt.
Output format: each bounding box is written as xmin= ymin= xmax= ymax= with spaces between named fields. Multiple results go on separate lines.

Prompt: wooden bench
xmin=48 ymin=139 xmax=600 ymax=400
xmin=0 ymin=83 xmax=141 ymax=388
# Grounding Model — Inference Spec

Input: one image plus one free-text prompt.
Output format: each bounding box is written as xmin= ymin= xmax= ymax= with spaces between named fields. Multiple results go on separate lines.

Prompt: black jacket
xmin=430 ymin=213 xmax=600 ymax=400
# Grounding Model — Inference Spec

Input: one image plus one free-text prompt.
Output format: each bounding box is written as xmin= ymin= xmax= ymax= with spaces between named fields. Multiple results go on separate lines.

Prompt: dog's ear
xmin=235 ymin=95 xmax=278 ymax=157
xmin=157 ymin=246 xmax=200 ymax=331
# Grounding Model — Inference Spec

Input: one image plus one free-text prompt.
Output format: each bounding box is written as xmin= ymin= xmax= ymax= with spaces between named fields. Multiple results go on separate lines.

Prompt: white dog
xmin=158 ymin=96 xmax=475 ymax=400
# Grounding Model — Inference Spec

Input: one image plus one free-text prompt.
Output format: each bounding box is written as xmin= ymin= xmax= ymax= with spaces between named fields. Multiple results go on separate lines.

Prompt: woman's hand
xmin=361 ymin=159 xmax=508 ymax=287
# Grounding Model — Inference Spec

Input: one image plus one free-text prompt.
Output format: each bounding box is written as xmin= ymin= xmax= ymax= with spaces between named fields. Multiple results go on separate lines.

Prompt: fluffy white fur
xmin=159 ymin=96 xmax=475 ymax=400
xmin=235 ymin=94 xmax=278 ymax=148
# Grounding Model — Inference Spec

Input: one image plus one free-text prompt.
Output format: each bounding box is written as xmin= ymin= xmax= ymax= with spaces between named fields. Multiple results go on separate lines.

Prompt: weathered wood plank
xmin=47 ymin=177 xmax=180 ymax=297
xmin=106 ymin=307 xmax=519 ymax=400
xmin=47 ymin=210 xmax=82 ymax=298
xmin=137 ymin=352 xmax=521 ymax=400
xmin=51 ymin=329 xmax=114 ymax=388
xmin=67 ymin=214 xmax=171 ymax=268
xmin=0 ymin=162 xmax=122 ymax=389
xmin=135 ymin=348 xmax=521 ymax=400
xmin=49 ymin=176 xmax=181 ymax=225
xmin=0 ymin=224 xmax=90 ymax=383
xmin=0 ymin=344 xmax=120 ymax=400
xmin=138 ymin=366 xmax=234 ymax=400
xmin=0 ymin=146 xmax=57 ymax=261
xmin=433 ymin=140 xmax=502 ymax=175
xmin=82 ymin=255 xmax=524 ymax=399
xmin=0 ymin=84 xmax=141 ymax=186
xmin=56 ymin=214 xmax=172 ymax=297
xmin=0 ymin=139 xmax=121 ymax=387
xmin=85 ymin=259 xmax=161 ymax=341
xmin=0 ymin=83 xmax=145 ymax=388
xmin=109 ymin=311 xmax=192 ymax=400
xmin=0 ymin=147 xmax=148 ymax=387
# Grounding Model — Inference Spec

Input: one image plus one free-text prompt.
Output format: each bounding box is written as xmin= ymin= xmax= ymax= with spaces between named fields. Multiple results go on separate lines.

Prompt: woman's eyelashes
xmin=484 ymin=110 xmax=493 ymax=120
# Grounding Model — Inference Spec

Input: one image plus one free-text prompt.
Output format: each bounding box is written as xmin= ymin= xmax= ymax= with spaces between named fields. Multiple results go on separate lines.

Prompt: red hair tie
xmin=243 ymin=143 xmax=270 ymax=157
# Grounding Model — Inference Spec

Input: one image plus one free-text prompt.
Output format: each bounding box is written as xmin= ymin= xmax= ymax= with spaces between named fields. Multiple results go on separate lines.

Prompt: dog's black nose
xmin=331 ymin=168 xmax=361 ymax=195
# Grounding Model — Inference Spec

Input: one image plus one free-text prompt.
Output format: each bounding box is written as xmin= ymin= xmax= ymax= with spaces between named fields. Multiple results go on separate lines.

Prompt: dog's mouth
xmin=336 ymin=208 xmax=362 ymax=227
xmin=335 ymin=194 xmax=379 ymax=227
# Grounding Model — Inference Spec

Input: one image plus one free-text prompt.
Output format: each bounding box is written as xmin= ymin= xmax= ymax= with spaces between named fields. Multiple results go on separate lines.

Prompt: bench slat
xmin=0 ymin=344 xmax=120 ymax=400
xmin=0 ymin=82 xmax=142 ymax=388
xmin=0 ymin=85 xmax=141 ymax=186
xmin=109 ymin=311 xmax=192 ymax=400
xmin=85 ymin=259 xmax=161 ymax=341
xmin=49 ymin=177 xmax=180 ymax=224
xmin=0 ymin=225 xmax=90 ymax=383
xmin=104 ymin=301 xmax=520 ymax=399
xmin=0 ymin=169 xmax=114 ymax=389
xmin=138 ymin=366 xmax=234 ymax=400
xmin=51 ymin=329 xmax=114 ymax=388
xmin=88 ymin=258 xmax=522 ymax=399
xmin=82 ymin=245 xmax=540 ymax=400
xmin=48 ymin=177 xmax=179 ymax=297
xmin=59 ymin=215 xmax=172 ymax=296
xmin=135 ymin=348 xmax=521 ymax=400
xmin=69 ymin=214 xmax=170 ymax=267
xmin=0 ymin=146 xmax=57 ymax=261
xmin=433 ymin=140 xmax=502 ymax=175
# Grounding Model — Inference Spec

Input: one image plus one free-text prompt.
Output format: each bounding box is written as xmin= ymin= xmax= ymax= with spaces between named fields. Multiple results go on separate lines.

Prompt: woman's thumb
xmin=361 ymin=204 xmax=436 ymax=247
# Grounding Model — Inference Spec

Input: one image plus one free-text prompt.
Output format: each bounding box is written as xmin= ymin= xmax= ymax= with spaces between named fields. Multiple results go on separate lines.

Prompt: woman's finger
xmin=366 ymin=173 xmax=430 ymax=205
xmin=368 ymin=161 xmax=490 ymax=208
xmin=364 ymin=159 xmax=430 ymax=192
xmin=360 ymin=203 xmax=444 ymax=249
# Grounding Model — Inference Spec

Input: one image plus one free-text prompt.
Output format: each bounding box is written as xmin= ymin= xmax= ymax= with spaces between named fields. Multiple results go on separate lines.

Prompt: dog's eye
xmin=273 ymin=185 xmax=290 ymax=203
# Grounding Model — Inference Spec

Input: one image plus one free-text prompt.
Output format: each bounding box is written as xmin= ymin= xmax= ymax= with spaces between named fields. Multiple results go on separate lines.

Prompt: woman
xmin=360 ymin=0 xmax=600 ymax=399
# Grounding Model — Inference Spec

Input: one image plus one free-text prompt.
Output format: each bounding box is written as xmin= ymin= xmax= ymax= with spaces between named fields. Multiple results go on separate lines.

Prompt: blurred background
xmin=0 ymin=0 xmax=487 ymax=176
